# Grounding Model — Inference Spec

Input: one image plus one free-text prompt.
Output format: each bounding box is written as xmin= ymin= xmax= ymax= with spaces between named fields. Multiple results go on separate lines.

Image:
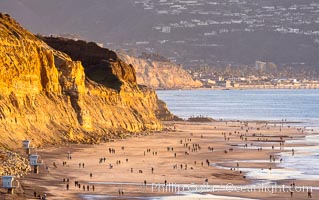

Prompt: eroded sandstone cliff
xmin=118 ymin=53 xmax=202 ymax=89
xmin=0 ymin=13 xmax=172 ymax=150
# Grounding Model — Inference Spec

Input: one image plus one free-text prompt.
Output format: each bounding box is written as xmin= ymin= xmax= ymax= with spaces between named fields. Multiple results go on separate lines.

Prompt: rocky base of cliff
xmin=0 ymin=149 xmax=30 ymax=177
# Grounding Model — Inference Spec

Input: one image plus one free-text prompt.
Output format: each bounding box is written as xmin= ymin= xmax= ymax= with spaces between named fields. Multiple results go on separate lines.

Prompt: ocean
xmin=157 ymin=89 xmax=319 ymax=129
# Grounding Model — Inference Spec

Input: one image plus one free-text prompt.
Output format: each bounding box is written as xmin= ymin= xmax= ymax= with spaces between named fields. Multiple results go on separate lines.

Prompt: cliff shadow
xmin=43 ymin=37 xmax=124 ymax=90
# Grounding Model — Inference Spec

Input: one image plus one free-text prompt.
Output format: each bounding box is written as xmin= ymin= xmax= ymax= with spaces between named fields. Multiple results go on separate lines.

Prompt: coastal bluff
xmin=119 ymin=53 xmax=202 ymax=89
xmin=0 ymin=13 xmax=173 ymax=150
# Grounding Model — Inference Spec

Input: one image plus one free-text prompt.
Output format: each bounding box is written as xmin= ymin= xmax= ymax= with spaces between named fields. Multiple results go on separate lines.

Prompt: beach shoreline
xmin=2 ymin=120 xmax=318 ymax=200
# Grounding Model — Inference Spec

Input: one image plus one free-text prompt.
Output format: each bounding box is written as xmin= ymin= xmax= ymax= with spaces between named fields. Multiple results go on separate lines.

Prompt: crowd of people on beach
xmin=26 ymin=120 xmax=316 ymax=199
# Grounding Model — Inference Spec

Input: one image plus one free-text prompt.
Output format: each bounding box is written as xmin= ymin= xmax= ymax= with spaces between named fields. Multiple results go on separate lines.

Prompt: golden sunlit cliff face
xmin=0 ymin=13 xmax=170 ymax=150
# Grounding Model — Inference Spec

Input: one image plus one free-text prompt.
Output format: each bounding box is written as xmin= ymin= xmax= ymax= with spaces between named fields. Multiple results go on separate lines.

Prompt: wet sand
xmin=3 ymin=121 xmax=319 ymax=200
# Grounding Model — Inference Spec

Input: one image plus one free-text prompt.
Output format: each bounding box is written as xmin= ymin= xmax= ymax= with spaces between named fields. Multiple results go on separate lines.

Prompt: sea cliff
xmin=0 ymin=13 xmax=173 ymax=151
xmin=119 ymin=53 xmax=202 ymax=89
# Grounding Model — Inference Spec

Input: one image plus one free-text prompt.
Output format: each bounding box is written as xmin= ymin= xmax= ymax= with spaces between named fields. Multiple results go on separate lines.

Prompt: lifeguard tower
xmin=22 ymin=140 xmax=31 ymax=154
xmin=29 ymin=154 xmax=42 ymax=174
xmin=1 ymin=176 xmax=19 ymax=194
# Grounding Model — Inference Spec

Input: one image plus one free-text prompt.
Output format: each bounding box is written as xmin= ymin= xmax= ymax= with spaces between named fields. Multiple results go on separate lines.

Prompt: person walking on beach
xmin=308 ymin=191 xmax=312 ymax=198
xmin=292 ymin=149 xmax=295 ymax=156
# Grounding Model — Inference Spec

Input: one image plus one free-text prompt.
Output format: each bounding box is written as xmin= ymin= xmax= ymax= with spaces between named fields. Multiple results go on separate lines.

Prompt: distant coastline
xmin=156 ymin=85 xmax=319 ymax=91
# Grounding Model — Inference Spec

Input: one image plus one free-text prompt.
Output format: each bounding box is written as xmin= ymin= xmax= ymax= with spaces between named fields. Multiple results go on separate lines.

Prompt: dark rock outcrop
xmin=42 ymin=36 xmax=136 ymax=90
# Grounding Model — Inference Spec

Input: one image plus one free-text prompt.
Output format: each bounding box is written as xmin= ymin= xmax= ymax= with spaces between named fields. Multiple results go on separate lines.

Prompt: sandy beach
xmin=2 ymin=121 xmax=318 ymax=200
